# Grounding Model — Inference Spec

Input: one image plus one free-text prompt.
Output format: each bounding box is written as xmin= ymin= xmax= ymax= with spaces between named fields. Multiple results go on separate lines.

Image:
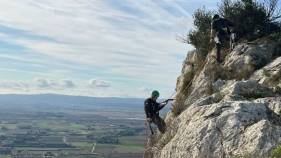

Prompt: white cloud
xmin=34 ymin=77 xmax=56 ymax=88
xmin=0 ymin=77 xmax=178 ymax=98
xmin=0 ymin=80 xmax=29 ymax=91
xmin=0 ymin=78 xmax=75 ymax=91
xmin=88 ymin=78 xmax=110 ymax=88
xmin=0 ymin=0 xmax=217 ymax=97
xmin=60 ymin=79 xmax=75 ymax=88
xmin=0 ymin=1 xmax=193 ymax=84
xmin=138 ymin=87 xmax=154 ymax=92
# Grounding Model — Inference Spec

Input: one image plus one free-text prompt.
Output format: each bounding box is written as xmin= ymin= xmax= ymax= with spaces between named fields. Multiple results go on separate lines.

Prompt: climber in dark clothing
xmin=144 ymin=90 xmax=168 ymax=133
xmin=210 ymin=14 xmax=235 ymax=63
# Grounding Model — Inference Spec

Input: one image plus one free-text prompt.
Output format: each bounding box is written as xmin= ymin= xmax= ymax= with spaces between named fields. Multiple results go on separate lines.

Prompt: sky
xmin=0 ymin=0 xmax=218 ymax=98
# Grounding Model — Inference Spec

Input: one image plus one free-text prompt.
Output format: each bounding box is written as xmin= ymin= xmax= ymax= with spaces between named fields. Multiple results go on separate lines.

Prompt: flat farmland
xmin=0 ymin=103 xmax=149 ymax=158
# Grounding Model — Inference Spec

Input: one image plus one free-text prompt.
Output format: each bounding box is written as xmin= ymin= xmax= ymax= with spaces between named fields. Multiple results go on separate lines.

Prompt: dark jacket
xmin=144 ymin=98 xmax=164 ymax=118
xmin=211 ymin=18 xmax=234 ymax=35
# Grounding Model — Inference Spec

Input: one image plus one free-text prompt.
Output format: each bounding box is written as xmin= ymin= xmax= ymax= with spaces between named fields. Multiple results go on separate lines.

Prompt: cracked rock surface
xmin=148 ymin=41 xmax=281 ymax=158
xmin=153 ymin=99 xmax=281 ymax=158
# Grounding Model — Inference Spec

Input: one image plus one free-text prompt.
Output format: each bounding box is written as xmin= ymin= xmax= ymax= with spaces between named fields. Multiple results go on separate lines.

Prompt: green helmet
xmin=212 ymin=14 xmax=219 ymax=20
xmin=151 ymin=90 xmax=160 ymax=97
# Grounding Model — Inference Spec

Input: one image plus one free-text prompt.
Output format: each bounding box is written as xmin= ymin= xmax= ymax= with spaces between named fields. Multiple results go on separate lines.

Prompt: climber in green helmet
xmin=144 ymin=90 xmax=168 ymax=133
xmin=210 ymin=14 xmax=235 ymax=63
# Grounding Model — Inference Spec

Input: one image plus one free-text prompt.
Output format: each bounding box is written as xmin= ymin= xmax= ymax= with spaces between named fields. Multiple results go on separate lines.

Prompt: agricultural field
xmin=0 ymin=103 xmax=156 ymax=158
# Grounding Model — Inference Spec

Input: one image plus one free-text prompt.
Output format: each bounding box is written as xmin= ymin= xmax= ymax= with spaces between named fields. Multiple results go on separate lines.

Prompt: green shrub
xmin=236 ymin=66 xmax=255 ymax=80
xmin=229 ymin=151 xmax=262 ymax=158
xmin=156 ymin=133 xmax=174 ymax=149
xmin=205 ymin=82 xmax=213 ymax=95
xmin=185 ymin=61 xmax=195 ymax=66
xmin=273 ymin=85 xmax=281 ymax=94
xmin=180 ymin=70 xmax=195 ymax=94
xmin=277 ymin=110 xmax=281 ymax=118
xmin=178 ymin=0 xmax=281 ymax=53
xmin=268 ymin=70 xmax=281 ymax=86
xmin=117 ymin=130 xmax=135 ymax=136
xmin=263 ymin=69 xmax=271 ymax=77
xmin=171 ymin=94 xmax=187 ymax=117
xmin=231 ymin=153 xmax=253 ymax=158
xmin=271 ymin=143 xmax=281 ymax=158
xmin=207 ymin=64 xmax=254 ymax=82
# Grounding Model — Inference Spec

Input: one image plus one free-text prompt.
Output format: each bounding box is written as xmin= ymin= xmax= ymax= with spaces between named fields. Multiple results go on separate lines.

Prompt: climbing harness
xmin=143 ymin=97 xmax=174 ymax=158
xmin=230 ymin=33 xmax=236 ymax=50
xmin=143 ymin=55 xmax=213 ymax=158
xmin=214 ymin=32 xmax=236 ymax=50
xmin=147 ymin=98 xmax=174 ymax=135
xmin=214 ymin=36 xmax=221 ymax=44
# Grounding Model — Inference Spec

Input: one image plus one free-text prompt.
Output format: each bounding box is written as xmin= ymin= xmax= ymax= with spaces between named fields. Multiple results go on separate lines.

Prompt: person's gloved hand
xmin=161 ymin=101 xmax=168 ymax=106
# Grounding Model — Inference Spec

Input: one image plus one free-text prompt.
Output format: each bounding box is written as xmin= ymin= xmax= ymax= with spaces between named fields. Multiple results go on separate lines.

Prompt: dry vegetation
xmin=207 ymin=64 xmax=255 ymax=82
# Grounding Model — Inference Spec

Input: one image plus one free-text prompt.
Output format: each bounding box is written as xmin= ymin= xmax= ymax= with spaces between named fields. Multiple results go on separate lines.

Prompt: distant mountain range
xmin=0 ymin=94 xmax=171 ymax=110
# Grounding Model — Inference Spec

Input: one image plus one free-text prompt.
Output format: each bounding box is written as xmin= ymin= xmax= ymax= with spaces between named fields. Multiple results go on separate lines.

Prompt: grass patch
xmin=70 ymin=123 xmax=86 ymax=129
xmin=207 ymin=64 xmax=255 ymax=82
xmin=231 ymin=66 xmax=255 ymax=80
xmin=267 ymin=70 xmax=281 ymax=87
xmin=36 ymin=121 xmax=64 ymax=130
xmin=96 ymin=143 xmax=119 ymax=147
xmin=263 ymin=69 xmax=271 ymax=77
xmin=180 ymin=70 xmax=195 ymax=95
xmin=79 ymin=131 xmax=90 ymax=134
xmin=278 ymin=110 xmax=281 ymax=118
xmin=96 ymin=142 xmax=144 ymax=148
xmin=185 ymin=61 xmax=195 ymax=66
xmin=156 ymin=133 xmax=174 ymax=150
xmin=180 ymin=55 xmax=206 ymax=96
xmin=112 ymin=146 xmax=144 ymax=153
xmin=1 ymin=124 xmax=17 ymax=129
xmin=120 ymin=142 xmax=144 ymax=147
xmin=271 ymin=143 xmax=281 ymax=158
xmin=205 ymin=82 xmax=213 ymax=95
xmin=118 ymin=135 xmax=144 ymax=142
xmin=41 ymin=136 xmax=63 ymax=141
xmin=274 ymin=85 xmax=281 ymax=94
xmin=14 ymin=147 xmax=72 ymax=151
xmin=171 ymin=93 xmax=187 ymax=117
xmin=229 ymin=151 xmax=260 ymax=158
xmin=71 ymin=142 xmax=93 ymax=148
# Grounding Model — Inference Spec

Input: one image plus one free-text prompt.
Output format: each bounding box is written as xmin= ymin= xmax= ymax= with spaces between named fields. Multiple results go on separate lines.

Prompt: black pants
xmin=152 ymin=115 xmax=166 ymax=133
xmin=215 ymin=33 xmax=228 ymax=62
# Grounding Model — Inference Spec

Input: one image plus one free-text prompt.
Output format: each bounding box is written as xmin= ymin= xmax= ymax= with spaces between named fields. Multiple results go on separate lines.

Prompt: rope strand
xmin=142 ymin=52 xmax=213 ymax=158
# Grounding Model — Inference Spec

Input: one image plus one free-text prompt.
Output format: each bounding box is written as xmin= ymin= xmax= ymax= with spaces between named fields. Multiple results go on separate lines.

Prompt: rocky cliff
xmin=146 ymin=39 xmax=281 ymax=158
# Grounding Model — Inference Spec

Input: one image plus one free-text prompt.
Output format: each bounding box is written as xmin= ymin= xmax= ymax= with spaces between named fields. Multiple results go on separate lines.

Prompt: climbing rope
xmin=143 ymin=28 xmax=281 ymax=157
xmin=143 ymin=147 xmax=150 ymax=158
xmin=179 ymin=53 xmax=215 ymax=97
xmin=277 ymin=39 xmax=280 ymax=56
xmin=145 ymin=122 xmax=148 ymax=148
xmin=142 ymin=53 xmax=215 ymax=158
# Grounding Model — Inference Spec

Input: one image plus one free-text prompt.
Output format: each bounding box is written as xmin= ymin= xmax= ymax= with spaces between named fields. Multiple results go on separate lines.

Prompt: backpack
xmin=221 ymin=19 xmax=231 ymax=36
xmin=214 ymin=18 xmax=231 ymax=36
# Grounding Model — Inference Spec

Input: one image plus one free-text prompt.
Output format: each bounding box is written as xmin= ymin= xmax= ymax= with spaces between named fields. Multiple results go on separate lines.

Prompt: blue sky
xmin=0 ymin=0 xmax=219 ymax=98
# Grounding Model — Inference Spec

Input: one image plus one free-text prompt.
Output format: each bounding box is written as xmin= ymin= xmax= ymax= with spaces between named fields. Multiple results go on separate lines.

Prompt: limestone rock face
xmin=176 ymin=49 xmax=203 ymax=92
xmin=147 ymin=40 xmax=281 ymax=158
xmin=250 ymin=56 xmax=281 ymax=85
xmin=159 ymin=101 xmax=281 ymax=158
xmin=223 ymin=41 xmax=275 ymax=71
xmin=254 ymin=97 xmax=281 ymax=114
xmin=220 ymin=80 xmax=275 ymax=102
